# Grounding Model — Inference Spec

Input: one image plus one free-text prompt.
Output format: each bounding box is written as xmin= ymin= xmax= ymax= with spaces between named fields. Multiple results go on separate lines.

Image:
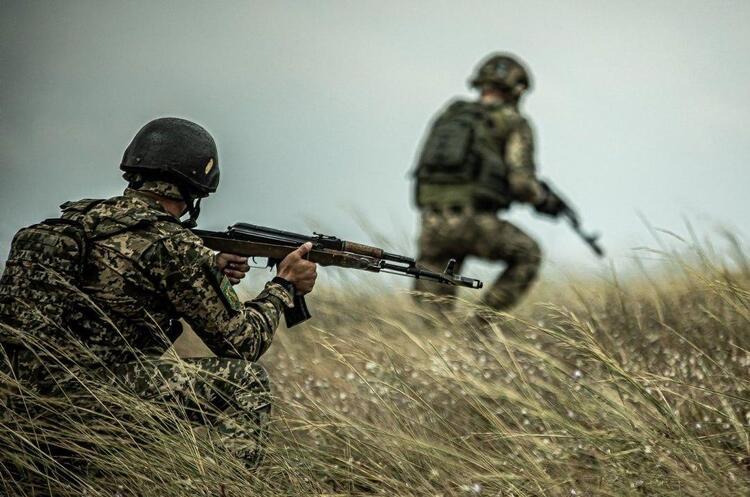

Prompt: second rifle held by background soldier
xmin=412 ymin=52 xmax=603 ymax=312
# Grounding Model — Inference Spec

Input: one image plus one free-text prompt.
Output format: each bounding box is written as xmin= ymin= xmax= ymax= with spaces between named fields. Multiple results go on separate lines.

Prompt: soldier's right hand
xmin=277 ymin=242 xmax=318 ymax=295
xmin=534 ymin=189 xmax=566 ymax=217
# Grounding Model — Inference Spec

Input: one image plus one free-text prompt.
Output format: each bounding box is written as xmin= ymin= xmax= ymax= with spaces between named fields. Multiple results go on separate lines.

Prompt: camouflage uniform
xmin=0 ymin=182 xmax=294 ymax=470
xmin=415 ymin=100 xmax=542 ymax=310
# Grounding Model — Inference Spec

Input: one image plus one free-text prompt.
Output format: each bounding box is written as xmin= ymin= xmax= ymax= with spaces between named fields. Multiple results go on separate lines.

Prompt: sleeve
xmin=505 ymin=118 xmax=544 ymax=204
xmin=142 ymin=228 xmax=294 ymax=361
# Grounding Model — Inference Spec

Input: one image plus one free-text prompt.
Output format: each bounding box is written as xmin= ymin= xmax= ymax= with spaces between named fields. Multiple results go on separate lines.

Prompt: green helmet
xmin=120 ymin=117 xmax=220 ymax=198
xmin=120 ymin=117 xmax=219 ymax=227
xmin=469 ymin=53 xmax=532 ymax=97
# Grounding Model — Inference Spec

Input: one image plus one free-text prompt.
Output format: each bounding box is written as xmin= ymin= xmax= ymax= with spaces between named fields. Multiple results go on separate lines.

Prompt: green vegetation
xmin=2 ymin=233 xmax=749 ymax=496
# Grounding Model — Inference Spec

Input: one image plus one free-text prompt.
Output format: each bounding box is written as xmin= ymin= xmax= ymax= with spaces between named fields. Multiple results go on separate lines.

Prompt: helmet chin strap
xmin=178 ymin=185 xmax=202 ymax=229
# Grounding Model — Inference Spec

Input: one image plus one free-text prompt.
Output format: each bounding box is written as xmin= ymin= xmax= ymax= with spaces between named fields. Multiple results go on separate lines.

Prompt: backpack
xmin=414 ymin=100 xmax=511 ymax=209
xmin=0 ymin=200 xmax=102 ymax=347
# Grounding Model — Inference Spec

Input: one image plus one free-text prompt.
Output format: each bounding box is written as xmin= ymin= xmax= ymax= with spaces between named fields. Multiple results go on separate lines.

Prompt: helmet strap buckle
xmin=178 ymin=185 xmax=202 ymax=229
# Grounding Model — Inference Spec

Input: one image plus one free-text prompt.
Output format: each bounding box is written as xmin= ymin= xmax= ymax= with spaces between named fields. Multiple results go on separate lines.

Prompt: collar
xmin=479 ymin=98 xmax=517 ymax=110
xmin=123 ymin=188 xmax=178 ymax=219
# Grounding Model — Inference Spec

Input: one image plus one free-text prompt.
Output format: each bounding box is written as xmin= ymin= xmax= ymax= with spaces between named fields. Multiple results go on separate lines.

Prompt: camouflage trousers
xmin=2 ymin=349 xmax=271 ymax=490
xmin=110 ymin=356 xmax=272 ymax=468
xmin=415 ymin=207 xmax=541 ymax=311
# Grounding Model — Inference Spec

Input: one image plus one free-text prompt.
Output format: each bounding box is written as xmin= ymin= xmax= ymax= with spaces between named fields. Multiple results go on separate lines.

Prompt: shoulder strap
xmin=65 ymin=196 xmax=180 ymax=241
xmin=60 ymin=198 xmax=104 ymax=213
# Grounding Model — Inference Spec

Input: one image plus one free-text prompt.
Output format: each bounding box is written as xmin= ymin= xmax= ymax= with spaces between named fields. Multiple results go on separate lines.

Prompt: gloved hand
xmin=534 ymin=188 xmax=566 ymax=217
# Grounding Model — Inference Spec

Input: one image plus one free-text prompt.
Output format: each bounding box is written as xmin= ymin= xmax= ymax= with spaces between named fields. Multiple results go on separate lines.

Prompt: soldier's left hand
xmin=215 ymin=253 xmax=250 ymax=285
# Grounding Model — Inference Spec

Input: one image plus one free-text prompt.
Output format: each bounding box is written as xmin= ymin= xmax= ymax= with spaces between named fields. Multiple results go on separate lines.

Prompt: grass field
xmin=2 ymin=232 xmax=749 ymax=496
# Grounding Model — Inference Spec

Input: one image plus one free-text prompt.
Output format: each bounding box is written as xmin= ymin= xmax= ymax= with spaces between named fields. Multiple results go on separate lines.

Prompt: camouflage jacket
xmin=3 ymin=189 xmax=293 ymax=368
xmin=415 ymin=98 xmax=541 ymax=210
xmin=481 ymin=100 xmax=541 ymax=203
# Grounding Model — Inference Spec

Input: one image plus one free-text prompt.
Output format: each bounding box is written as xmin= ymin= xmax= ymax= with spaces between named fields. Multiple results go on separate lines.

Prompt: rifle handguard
xmin=341 ymin=241 xmax=383 ymax=259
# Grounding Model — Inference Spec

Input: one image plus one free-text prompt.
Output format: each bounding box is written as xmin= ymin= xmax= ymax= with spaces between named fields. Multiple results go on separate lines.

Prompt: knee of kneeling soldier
xmin=510 ymin=238 xmax=542 ymax=267
xmin=225 ymin=360 xmax=271 ymax=394
xmin=244 ymin=362 xmax=270 ymax=390
xmin=525 ymin=239 xmax=542 ymax=266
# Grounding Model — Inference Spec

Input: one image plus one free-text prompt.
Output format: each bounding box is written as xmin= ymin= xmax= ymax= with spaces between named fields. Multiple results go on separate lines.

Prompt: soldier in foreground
xmin=413 ymin=53 xmax=572 ymax=311
xmin=0 ymin=118 xmax=317 ymax=479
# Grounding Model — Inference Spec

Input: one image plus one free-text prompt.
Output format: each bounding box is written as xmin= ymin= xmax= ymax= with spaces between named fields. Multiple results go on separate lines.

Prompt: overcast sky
xmin=2 ymin=0 xmax=749 ymax=283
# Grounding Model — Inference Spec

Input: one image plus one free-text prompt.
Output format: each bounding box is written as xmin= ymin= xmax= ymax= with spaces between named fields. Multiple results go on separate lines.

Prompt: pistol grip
xmin=284 ymin=293 xmax=311 ymax=328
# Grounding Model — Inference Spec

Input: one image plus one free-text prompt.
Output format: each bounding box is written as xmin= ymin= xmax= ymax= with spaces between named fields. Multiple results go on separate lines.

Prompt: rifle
xmin=537 ymin=181 xmax=605 ymax=258
xmin=193 ymin=223 xmax=483 ymax=327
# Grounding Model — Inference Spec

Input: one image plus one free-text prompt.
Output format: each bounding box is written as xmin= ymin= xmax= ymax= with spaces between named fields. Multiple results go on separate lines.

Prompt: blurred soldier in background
xmin=413 ymin=53 xmax=564 ymax=312
xmin=0 ymin=117 xmax=317 ymax=486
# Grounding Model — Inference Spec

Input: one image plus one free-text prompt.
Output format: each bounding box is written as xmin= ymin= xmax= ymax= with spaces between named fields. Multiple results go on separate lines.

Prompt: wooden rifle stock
xmin=197 ymin=231 xmax=381 ymax=329
xmin=198 ymin=234 xmax=379 ymax=271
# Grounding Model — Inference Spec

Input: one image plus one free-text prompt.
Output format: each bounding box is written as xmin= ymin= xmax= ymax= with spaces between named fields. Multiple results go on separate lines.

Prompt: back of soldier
xmin=60 ymin=192 xmax=190 ymax=365
xmin=0 ymin=192 xmax=188 ymax=388
xmin=415 ymin=99 xmax=512 ymax=212
xmin=0 ymin=195 xmax=177 ymax=491
xmin=413 ymin=53 xmax=544 ymax=312
xmin=0 ymin=216 xmax=90 ymax=349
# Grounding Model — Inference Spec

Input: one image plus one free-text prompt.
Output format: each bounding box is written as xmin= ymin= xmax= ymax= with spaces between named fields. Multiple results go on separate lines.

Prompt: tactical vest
xmin=0 ymin=197 xmax=176 ymax=351
xmin=414 ymin=100 xmax=511 ymax=210
xmin=0 ymin=200 xmax=103 ymax=350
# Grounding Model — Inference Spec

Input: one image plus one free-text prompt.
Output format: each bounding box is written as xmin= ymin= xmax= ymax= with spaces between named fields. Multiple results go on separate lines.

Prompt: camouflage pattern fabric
xmin=415 ymin=208 xmax=541 ymax=311
xmin=0 ymin=186 xmax=294 ymax=471
xmin=495 ymin=102 xmax=544 ymax=205
xmin=1 ymin=353 xmax=271 ymax=492
xmin=123 ymin=172 xmax=185 ymax=200
xmin=414 ymin=99 xmax=543 ymax=311
xmin=2 ymin=352 xmax=271 ymax=457
xmin=112 ymin=356 xmax=272 ymax=467
xmin=56 ymin=187 xmax=293 ymax=366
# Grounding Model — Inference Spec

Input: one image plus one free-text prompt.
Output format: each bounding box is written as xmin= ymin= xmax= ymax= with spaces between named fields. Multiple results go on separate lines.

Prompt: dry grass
xmin=2 ymin=232 xmax=750 ymax=496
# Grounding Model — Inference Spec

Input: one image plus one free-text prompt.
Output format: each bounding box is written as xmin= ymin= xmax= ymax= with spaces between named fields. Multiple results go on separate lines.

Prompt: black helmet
xmin=469 ymin=53 xmax=532 ymax=97
xmin=121 ymin=117 xmax=219 ymax=198
xmin=121 ymin=117 xmax=219 ymax=227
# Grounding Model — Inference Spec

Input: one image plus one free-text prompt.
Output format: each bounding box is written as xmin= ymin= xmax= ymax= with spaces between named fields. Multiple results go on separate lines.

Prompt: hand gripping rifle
xmin=537 ymin=181 xmax=605 ymax=258
xmin=560 ymin=206 xmax=605 ymax=258
xmin=193 ymin=223 xmax=483 ymax=327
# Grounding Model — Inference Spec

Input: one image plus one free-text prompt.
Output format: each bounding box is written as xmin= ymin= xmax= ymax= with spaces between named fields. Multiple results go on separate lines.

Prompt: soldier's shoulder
xmin=67 ymin=195 xmax=179 ymax=238
xmin=144 ymin=219 xmax=212 ymax=266
xmin=60 ymin=198 xmax=105 ymax=215
xmin=59 ymin=194 xmax=209 ymax=261
xmin=157 ymin=222 xmax=205 ymax=249
xmin=428 ymin=98 xmax=484 ymax=123
xmin=440 ymin=97 xmax=477 ymax=112
xmin=485 ymin=102 xmax=532 ymax=132
xmin=445 ymin=96 xmax=473 ymax=106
